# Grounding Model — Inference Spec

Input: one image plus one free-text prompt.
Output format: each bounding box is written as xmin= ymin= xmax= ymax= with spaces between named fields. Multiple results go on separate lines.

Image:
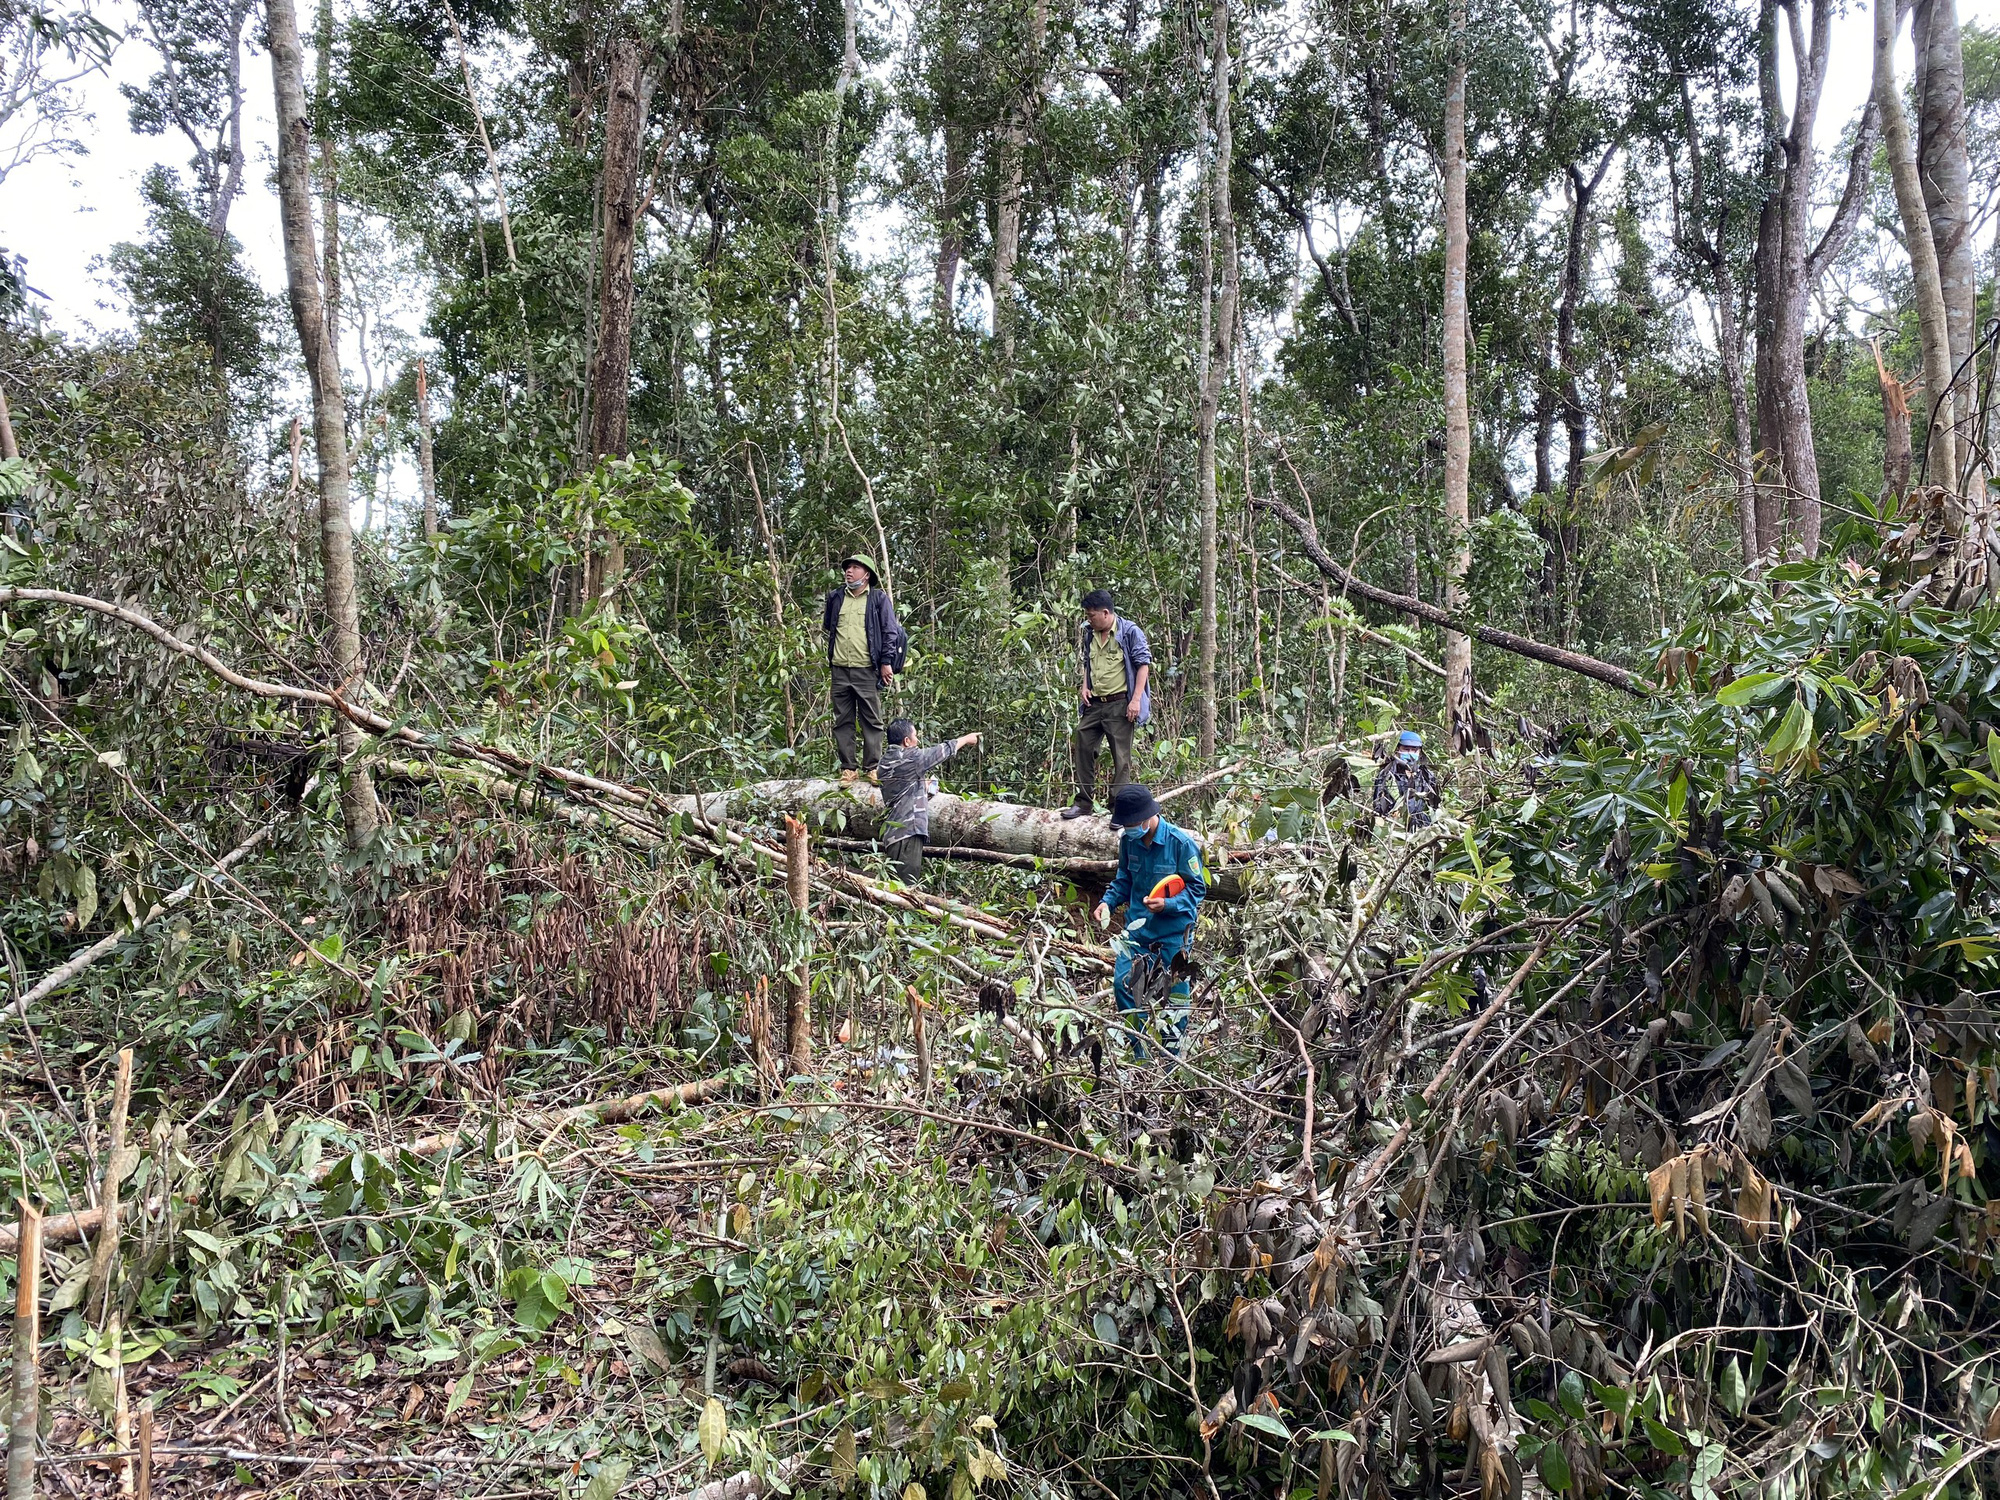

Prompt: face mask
xmin=1398 ymin=750 xmax=1419 ymax=764
xmin=846 ymin=578 xmax=868 ymax=595
xmin=1123 ymin=825 xmax=1146 ymax=841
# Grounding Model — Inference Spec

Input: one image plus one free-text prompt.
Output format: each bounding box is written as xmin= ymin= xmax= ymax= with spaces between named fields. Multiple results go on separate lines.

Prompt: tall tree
xmin=586 ymin=36 xmax=644 ymax=607
xmin=1876 ymin=0 xmax=1957 ymax=486
xmin=124 ymin=0 xmax=254 ymax=238
xmin=266 ymin=0 xmax=380 ymax=850
xmin=1442 ymin=0 xmax=1475 ymax=753
xmin=1196 ymin=0 xmax=1235 ymax=764
xmin=1914 ymin=0 xmax=1979 ymax=490
xmin=1749 ymin=0 xmax=1877 ymax=560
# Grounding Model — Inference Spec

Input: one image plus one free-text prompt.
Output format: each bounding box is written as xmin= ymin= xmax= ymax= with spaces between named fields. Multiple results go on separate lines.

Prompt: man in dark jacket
xmin=877 ymin=719 xmax=980 ymax=881
xmin=1372 ymin=730 xmax=1440 ymax=827
xmin=822 ymin=554 xmax=906 ymax=780
xmin=1094 ymin=783 xmax=1206 ymax=1058
xmin=1061 ymin=589 xmax=1153 ymax=820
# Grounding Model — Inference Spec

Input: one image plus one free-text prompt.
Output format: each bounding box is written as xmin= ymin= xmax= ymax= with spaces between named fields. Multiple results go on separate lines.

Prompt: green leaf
xmin=1558 ymin=1369 xmax=1589 ymax=1422
xmin=580 ymin=1457 xmax=631 ymax=1500
xmin=1237 ymin=1411 xmax=1292 ymax=1441
xmin=444 ymin=1370 xmax=474 ymax=1419
xmin=1716 ymin=672 xmax=1783 ymax=707
xmin=1718 ymin=1355 xmax=1746 ymax=1417
xmin=1642 ymin=1417 xmax=1685 ymax=1455
xmin=1539 ymin=1443 xmax=1575 ymax=1494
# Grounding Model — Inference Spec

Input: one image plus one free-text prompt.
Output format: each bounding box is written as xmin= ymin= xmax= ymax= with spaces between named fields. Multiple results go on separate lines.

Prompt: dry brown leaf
xmin=1646 ymin=1159 xmax=1675 ymax=1228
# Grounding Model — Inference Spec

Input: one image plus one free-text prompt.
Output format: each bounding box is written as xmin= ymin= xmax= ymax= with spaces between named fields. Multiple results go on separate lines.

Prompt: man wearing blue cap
xmin=1372 ymin=730 xmax=1439 ymax=827
xmin=1093 ymin=783 xmax=1207 ymax=1057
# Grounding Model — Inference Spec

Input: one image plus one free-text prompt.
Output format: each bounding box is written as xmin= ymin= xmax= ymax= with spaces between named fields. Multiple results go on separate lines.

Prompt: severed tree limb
xmin=1251 ymin=496 xmax=1643 ymax=695
xmin=3 ymin=814 xmax=286 ymax=1021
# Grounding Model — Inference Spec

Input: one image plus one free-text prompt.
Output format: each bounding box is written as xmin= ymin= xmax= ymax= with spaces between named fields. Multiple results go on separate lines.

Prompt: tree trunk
xmin=1536 ymin=149 xmax=1611 ymax=634
xmin=268 ymin=0 xmax=380 ymax=850
xmin=1875 ymin=0 xmax=1958 ymax=486
xmin=1441 ymin=0 xmax=1477 ymax=754
xmin=315 ymin=0 xmax=339 ymax=341
xmin=416 ymin=357 xmax=439 ymax=539
xmin=1913 ymin=0 xmax=1978 ymax=489
xmin=586 ymin=37 xmax=643 ymax=608
xmin=1714 ymin=255 xmax=1760 ymax=572
xmin=590 ymin=40 xmax=643 ymax=453
xmin=934 ymin=121 xmax=968 ymax=326
xmin=1196 ymin=0 xmax=1235 ymax=765
xmin=209 ymin=0 xmax=251 ymax=239
xmin=784 ymin=817 xmax=811 ymax=1075
xmin=1875 ymin=339 xmax=1914 ymax=500
xmin=1771 ymin=0 xmax=1829 ymax=554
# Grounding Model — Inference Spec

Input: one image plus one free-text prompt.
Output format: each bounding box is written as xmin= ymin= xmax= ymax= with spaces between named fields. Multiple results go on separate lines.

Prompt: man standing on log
xmin=1094 ymin=783 xmax=1206 ymax=1058
xmin=822 ymin=554 xmax=906 ymax=782
xmin=878 ymin=719 xmax=980 ymax=882
xmin=1061 ymin=589 xmax=1152 ymax=820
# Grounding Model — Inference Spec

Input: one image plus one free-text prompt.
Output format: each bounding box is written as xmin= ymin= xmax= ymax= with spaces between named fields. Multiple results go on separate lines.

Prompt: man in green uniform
xmin=1062 ymin=589 xmax=1153 ymax=820
xmin=821 ymin=554 xmax=906 ymax=780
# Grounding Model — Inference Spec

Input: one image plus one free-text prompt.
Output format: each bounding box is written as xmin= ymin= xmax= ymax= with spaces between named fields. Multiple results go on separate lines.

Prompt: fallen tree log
xmin=664 ymin=777 xmax=1125 ymax=861
xmin=1252 ymin=494 xmax=1643 ymax=696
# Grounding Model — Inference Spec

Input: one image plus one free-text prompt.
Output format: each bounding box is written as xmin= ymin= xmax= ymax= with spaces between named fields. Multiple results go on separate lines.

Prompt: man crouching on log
xmin=878 ymin=718 xmax=980 ymax=882
xmin=1094 ymin=783 xmax=1206 ymax=1058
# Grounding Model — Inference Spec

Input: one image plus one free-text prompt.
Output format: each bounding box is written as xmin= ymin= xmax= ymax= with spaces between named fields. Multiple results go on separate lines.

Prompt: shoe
xmin=840 ymin=769 xmax=860 ymax=784
xmin=1059 ymin=799 xmax=1093 ymax=821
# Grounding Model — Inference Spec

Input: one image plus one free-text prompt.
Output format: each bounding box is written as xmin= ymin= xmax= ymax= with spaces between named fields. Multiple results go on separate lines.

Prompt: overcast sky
xmin=5 ymin=0 xmax=1995 ymax=355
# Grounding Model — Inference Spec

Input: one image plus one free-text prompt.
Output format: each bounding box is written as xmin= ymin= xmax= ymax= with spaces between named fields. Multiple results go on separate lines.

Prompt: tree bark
xmin=1875 ymin=0 xmax=1958 ymax=485
xmin=268 ymin=0 xmax=379 ymax=850
xmin=416 ymin=357 xmax=439 ymax=539
xmin=1441 ymin=0 xmax=1477 ymax=752
xmin=1196 ymin=0 xmax=1235 ymax=764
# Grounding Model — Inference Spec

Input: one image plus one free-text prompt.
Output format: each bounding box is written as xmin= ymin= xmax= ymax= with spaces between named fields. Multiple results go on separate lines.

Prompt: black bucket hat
xmin=1107 ymin=783 xmax=1161 ymax=828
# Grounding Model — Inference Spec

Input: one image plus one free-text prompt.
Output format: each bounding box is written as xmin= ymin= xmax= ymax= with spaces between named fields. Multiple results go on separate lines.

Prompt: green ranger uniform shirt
xmin=1089 ymin=627 xmax=1127 ymax=698
xmin=833 ymin=592 xmax=872 ymax=668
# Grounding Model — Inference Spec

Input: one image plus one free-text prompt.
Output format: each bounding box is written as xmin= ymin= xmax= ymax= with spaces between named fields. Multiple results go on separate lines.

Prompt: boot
xmin=1059 ymin=796 xmax=1094 ymax=821
xmin=840 ymin=769 xmax=860 ymax=784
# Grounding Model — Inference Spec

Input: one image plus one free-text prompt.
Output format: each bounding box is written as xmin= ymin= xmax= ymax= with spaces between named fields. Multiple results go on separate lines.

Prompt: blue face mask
xmin=1123 ymin=825 xmax=1146 ymax=841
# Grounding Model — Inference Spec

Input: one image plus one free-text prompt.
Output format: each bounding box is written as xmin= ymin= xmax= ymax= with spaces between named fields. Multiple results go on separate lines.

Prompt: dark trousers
xmin=830 ymin=665 xmax=884 ymax=771
xmin=885 ymin=835 xmax=925 ymax=882
xmin=1073 ymin=692 xmax=1136 ymax=805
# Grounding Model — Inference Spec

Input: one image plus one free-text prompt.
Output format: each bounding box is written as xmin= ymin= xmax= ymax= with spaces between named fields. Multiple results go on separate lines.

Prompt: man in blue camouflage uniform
xmin=1093 ymin=783 xmax=1207 ymax=1057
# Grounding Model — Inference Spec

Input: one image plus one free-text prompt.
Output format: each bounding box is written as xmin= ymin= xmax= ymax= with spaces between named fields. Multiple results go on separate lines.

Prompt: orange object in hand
xmin=1147 ymin=873 xmax=1187 ymax=902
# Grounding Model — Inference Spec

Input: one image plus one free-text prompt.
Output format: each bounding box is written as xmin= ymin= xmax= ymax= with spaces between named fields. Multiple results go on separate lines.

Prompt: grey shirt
xmin=878 ymin=740 xmax=959 ymax=842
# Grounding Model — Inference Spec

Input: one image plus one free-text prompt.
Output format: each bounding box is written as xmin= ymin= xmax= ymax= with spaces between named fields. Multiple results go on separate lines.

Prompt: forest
xmin=1 ymin=0 xmax=1999 ymax=1492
